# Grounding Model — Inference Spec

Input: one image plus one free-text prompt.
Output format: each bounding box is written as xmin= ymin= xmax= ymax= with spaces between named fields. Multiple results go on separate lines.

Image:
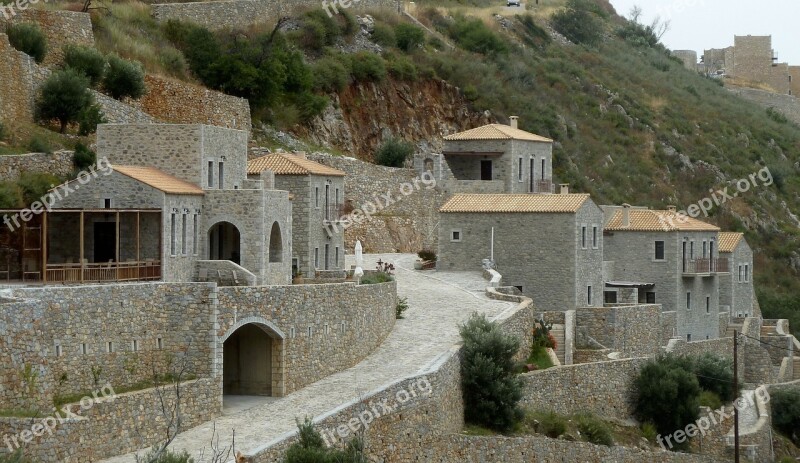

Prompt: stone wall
xmin=132 ymin=75 xmax=251 ymax=132
xmin=92 ymin=91 xmax=160 ymax=124
xmin=0 ymin=150 xmax=74 ymax=179
xmin=307 ymin=153 xmax=444 ymax=254
xmin=742 ymin=317 xmax=775 ymax=384
xmin=728 ymin=86 xmax=800 ymax=125
xmin=151 ymin=0 xmax=397 ymax=31
xmin=0 ymin=378 xmax=220 ymax=462
xmin=0 ymin=32 xmax=49 ymax=123
xmin=575 ymin=304 xmax=662 ymax=358
xmin=0 ymin=9 xmax=94 ymax=68
xmin=673 ymin=50 xmax=698 ymax=71
xmin=216 ymin=281 xmax=397 ymax=394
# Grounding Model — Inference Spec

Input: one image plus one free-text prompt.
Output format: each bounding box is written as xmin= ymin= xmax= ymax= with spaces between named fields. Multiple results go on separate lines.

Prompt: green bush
xmin=395 ymin=23 xmax=425 ymax=52
xmin=78 ymin=104 xmax=106 ymax=136
xmin=640 ymin=422 xmax=658 ymax=442
xmin=551 ymin=0 xmax=604 ymax=46
xmin=387 ymin=54 xmax=418 ymax=81
xmin=395 ymin=296 xmax=409 ymax=319
xmin=771 ymin=387 xmax=800 ymax=445
xmin=103 ymin=55 xmax=146 ymax=100
xmin=0 ymin=181 xmax=24 ymax=209
xmin=350 ymin=52 xmax=386 ymax=82
xmin=448 ymin=17 xmax=508 ymax=56
xmin=698 ymin=390 xmax=723 ymax=410
xmin=298 ymin=9 xmax=342 ymax=51
xmin=36 ymin=69 xmax=93 ymax=133
xmin=63 ymin=45 xmax=107 ymax=87
xmin=616 ymin=20 xmax=660 ymax=48
xmin=767 ymin=107 xmax=789 ymax=124
xmin=633 ymin=354 xmax=701 ymax=445
xmin=375 ymin=137 xmax=414 ymax=167
xmin=693 ymin=353 xmax=736 ymax=401
xmin=284 ymin=418 xmax=366 ymax=463
xmin=73 ymin=143 xmax=97 ymax=170
xmin=576 ymin=415 xmax=613 ymax=446
xmin=17 ymin=172 xmax=60 ymax=205
xmin=312 ymin=56 xmax=351 ymax=93
xmin=27 ymin=135 xmax=52 ymax=154
xmin=535 ymin=411 xmax=567 ymax=438
xmin=7 ymin=23 xmax=47 ymax=63
xmin=139 ymin=447 xmax=193 ymax=463
xmin=371 ymin=23 xmax=396 ymax=48
xmin=417 ymin=249 xmax=437 ymax=262
xmin=360 ymin=272 xmax=393 ymax=284
xmin=460 ymin=314 xmax=523 ymax=432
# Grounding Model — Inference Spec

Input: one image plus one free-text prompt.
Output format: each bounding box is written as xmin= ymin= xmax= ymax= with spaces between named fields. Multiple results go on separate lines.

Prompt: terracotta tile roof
xmin=718 ymin=232 xmax=744 ymax=253
xmin=604 ymin=209 xmax=720 ymax=232
xmin=247 ymin=153 xmax=345 ymax=177
xmin=443 ymin=124 xmax=553 ymax=142
xmin=440 ymin=194 xmax=590 ymax=213
xmin=113 ymin=165 xmax=204 ymax=195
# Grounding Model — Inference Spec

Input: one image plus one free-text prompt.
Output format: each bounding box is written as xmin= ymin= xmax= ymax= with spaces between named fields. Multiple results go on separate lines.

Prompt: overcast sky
xmin=607 ymin=0 xmax=800 ymax=65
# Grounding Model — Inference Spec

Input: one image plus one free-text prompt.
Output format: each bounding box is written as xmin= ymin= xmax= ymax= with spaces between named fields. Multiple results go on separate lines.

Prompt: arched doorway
xmin=223 ymin=324 xmax=275 ymax=396
xmin=268 ymin=222 xmax=282 ymax=263
xmin=208 ymin=222 xmax=240 ymax=265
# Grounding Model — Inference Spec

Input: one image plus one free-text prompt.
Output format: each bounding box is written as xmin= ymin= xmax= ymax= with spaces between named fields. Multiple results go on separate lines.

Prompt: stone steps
xmin=551 ymin=326 xmax=565 ymax=364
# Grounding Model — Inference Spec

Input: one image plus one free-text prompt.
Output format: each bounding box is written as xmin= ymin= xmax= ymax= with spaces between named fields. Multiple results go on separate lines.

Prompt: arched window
xmin=269 ymin=222 xmax=282 ymax=263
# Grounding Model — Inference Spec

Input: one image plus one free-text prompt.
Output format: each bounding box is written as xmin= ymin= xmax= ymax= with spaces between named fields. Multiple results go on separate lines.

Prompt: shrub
xmin=767 ymin=107 xmax=789 ymax=124
xmin=771 ymin=387 xmax=800 ymax=445
xmin=73 ymin=143 xmax=97 ymax=170
xmin=0 ymin=182 xmax=24 ymax=209
xmin=312 ymin=56 xmax=350 ymax=93
xmin=63 ymin=45 xmax=107 ymax=87
xmin=350 ymin=52 xmax=386 ymax=82
xmin=417 ymin=249 xmax=437 ymax=262
xmin=394 ymin=23 xmax=425 ymax=52
xmin=375 ymin=137 xmax=413 ymax=167
xmin=360 ymin=272 xmax=393 ymax=284
xmin=103 ymin=55 xmax=146 ymax=100
xmin=640 ymin=422 xmax=658 ymax=442
xmin=535 ymin=411 xmax=567 ymax=438
xmin=17 ymin=172 xmax=60 ymax=205
xmin=616 ymin=20 xmax=660 ymax=48
xmin=448 ymin=17 xmax=508 ymax=56
xmin=27 ymin=135 xmax=52 ymax=154
xmin=396 ymin=296 xmax=409 ymax=319
xmin=693 ymin=352 xmax=736 ymax=401
xmin=387 ymin=54 xmax=418 ymax=81
xmin=298 ymin=9 xmax=342 ymax=51
xmin=633 ymin=354 xmax=701 ymax=443
xmin=78 ymin=104 xmax=106 ymax=136
xmin=284 ymin=418 xmax=366 ymax=463
xmin=371 ymin=23 xmax=396 ymax=48
xmin=460 ymin=314 xmax=523 ymax=432
xmin=7 ymin=23 xmax=47 ymax=63
xmin=576 ymin=415 xmax=613 ymax=446
xmin=36 ymin=69 xmax=93 ymax=133
xmin=139 ymin=447 xmax=193 ymax=463
xmin=698 ymin=390 xmax=723 ymax=410
xmin=551 ymin=0 xmax=604 ymax=46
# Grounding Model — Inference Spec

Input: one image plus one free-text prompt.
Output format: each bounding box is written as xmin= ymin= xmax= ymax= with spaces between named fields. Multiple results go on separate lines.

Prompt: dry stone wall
xmin=575 ymin=304 xmax=662 ymax=358
xmin=0 ymin=9 xmax=94 ymax=68
xmin=0 ymin=151 xmax=74 ymax=179
xmin=728 ymin=86 xmax=800 ymax=125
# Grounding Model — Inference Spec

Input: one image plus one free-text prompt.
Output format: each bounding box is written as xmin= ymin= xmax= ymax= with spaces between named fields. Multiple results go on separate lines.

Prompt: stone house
xmin=247 ymin=153 xmax=346 ymax=277
xmin=438 ymin=192 xmax=604 ymax=312
xmin=0 ymin=123 xmax=292 ymax=286
xmin=718 ymin=232 xmax=754 ymax=318
xmin=440 ymin=117 xmax=554 ymax=195
xmin=602 ymin=205 xmax=724 ymax=341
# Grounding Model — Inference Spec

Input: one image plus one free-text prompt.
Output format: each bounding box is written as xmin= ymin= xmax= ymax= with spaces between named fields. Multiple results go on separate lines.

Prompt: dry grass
xmin=725 ymin=77 xmax=776 ymax=92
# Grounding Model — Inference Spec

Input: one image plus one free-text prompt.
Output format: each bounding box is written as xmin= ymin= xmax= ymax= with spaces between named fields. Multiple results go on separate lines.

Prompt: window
xmin=706 ymin=296 xmax=710 ymax=314
xmin=587 ymin=286 xmax=592 ymax=306
xmin=646 ymin=292 xmax=656 ymax=304
xmin=170 ymin=213 xmax=177 ymax=256
xmin=181 ymin=214 xmax=187 ymax=255
xmin=104 ymin=198 xmax=111 ymax=209
xmin=132 ymin=340 xmax=138 ymax=352
xmin=480 ymin=160 xmax=492 ymax=180
xmin=307 ymin=326 xmax=313 ymax=337
xmin=55 ymin=344 xmax=62 ymax=357
xmin=208 ymin=161 xmax=214 ymax=187
xmin=686 ymin=292 xmax=691 ymax=311
xmin=654 ymin=241 xmax=665 ymax=260
xmin=738 ymin=265 xmax=743 ymax=282
xmin=157 ymin=337 xmax=163 ymax=350
xmin=314 ymin=247 xmax=319 ymax=268
xmin=592 ymin=226 xmax=598 ymax=249
xmin=541 ymin=158 xmax=546 ymax=180
xmin=581 ymin=226 xmax=587 ymax=249
xmin=107 ymin=341 xmax=114 ymax=353
xmin=687 ymin=334 xmax=692 ymax=342
xmin=744 ymin=264 xmax=749 ymax=282
xmin=518 ymin=157 xmax=523 ymax=181
xmin=218 ymin=161 xmax=224 ymax=189
xmin=690 ymin=241 xmax=695 ymax=259
xmin=335 ymin=246 xmax=340 ymax=268
xmin=451 ymin=230 xmax=462 ymax=242
xmin=604 ymin=291 xmax=617 ymax=304
xmin=325 ymin=184 xmax=330 ymax=213
xmin=324 ymin=243 xmax=330 ymax=270
xmin=289 ymin=327 xmax=296 ymax=339
xmin=702 ymin=240 xmax=707 ymax=258
xmin=81 ymin=343 xmax=88 ymax=355
xmin=193 ymin=214 xmax=198 ymax=255
xmin=315 ymin=187 xmax=320 ymax=208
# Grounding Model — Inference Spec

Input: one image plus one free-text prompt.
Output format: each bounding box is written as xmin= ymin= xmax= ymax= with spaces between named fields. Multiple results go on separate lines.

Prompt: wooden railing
xmin=683 ymin=257 xmax=729 ymax=275
xmin=45 ymin=261 xmax=161 ymax=283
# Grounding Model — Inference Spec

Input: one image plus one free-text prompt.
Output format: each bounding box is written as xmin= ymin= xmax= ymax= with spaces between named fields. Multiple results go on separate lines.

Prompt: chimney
xmin=294 ymin=152 xmax=307 ymax=159
xmin=667 ymin=205 xmax=676 ymax=212
xmin=559 ymin=184 xmax=569 ymax=194
xmin=622 ymin=203 xmax=631 ymax=228
xmin=509 ymin=116 xmax=519 ymax=129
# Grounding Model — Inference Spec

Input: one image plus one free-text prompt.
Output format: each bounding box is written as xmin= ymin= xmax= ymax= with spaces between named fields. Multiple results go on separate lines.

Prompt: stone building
xmin=790 ymin=66 xmax=800 ymax=96
xmin=672 ymin=50 xmax=698 ymax=71
xmin=718 ymin=232 xmax=754 ymax=318
xmin=702 ymin=36 xmax=794 ymax=94
xmin=440 ymin=117 xmax=554 ymax=195
xmin=602 ymin=205 xmax=724 ymax=341
xmin=438 ymin=192 xmax=604 ymax=312
xmin=0 ymin=123 xmax=292 ymax=286
xmin=247 ymin=153 xmax=346 ymax=277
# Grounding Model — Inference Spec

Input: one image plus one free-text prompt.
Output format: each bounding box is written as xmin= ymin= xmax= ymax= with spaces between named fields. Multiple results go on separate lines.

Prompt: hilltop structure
xmin=700 ymin=35 xmax=798 ymax=95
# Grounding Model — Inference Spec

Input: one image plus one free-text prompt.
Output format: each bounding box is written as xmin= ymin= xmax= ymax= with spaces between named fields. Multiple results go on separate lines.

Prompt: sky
xmin=607 ymin=0 xmax=800 ymax=65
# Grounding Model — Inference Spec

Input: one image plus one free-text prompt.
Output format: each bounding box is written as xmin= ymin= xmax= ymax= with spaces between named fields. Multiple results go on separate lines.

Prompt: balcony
xmin=682 ymin=257 xmax=729 ymax=276
xmin=323 ymin=203 xmax=349 ymax=223
xmin=530 ymin=179 xmax=555 ymax=194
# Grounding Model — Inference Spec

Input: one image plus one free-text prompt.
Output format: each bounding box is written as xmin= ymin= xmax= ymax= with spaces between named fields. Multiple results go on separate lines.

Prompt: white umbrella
xmin=354 ymin=240 xmax=364 ymax=282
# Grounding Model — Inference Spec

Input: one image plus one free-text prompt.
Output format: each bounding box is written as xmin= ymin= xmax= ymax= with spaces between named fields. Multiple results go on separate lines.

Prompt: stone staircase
xmin=726 ymin=322 xmax=743 ymax=338
xmin=551 ymin=324 xmax=566 ymax=365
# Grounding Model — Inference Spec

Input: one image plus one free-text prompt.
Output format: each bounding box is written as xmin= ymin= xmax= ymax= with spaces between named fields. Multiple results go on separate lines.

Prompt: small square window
xmin=104 ymin=198 xmax=112 ymax=209
xmin=451 ymin=230 xmax=462 ymax=242
xmin=646 ymin=292 xmax=656 ymax=304
xmin=654 ymin=241 xmax=665 ymax=260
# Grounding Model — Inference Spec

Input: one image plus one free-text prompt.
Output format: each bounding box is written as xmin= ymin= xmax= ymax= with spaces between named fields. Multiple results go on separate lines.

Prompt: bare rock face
xmin=293 ymin=78 xmax=491 ymax=159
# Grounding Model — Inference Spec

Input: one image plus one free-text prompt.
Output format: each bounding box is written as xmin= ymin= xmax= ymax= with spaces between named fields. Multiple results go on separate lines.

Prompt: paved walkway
xmin=102 ymin=253 xmax=514 ymax=462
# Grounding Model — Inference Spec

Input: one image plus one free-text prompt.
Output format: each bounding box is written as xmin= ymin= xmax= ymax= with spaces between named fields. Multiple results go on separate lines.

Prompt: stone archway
xmin=208 ymin=221 xmax=240 ymax=264
xmin=221 ymin=318 xmax=285 ymax=397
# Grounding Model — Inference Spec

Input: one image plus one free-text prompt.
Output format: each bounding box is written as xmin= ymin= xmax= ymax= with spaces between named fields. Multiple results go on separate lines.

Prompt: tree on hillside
xmin=551 ymin=0 xmax=604 ymax=46
xmin=36 ymin=69 xmax=93 ymax=133
xmin=103 ymin=55 xmax=146 ymax=100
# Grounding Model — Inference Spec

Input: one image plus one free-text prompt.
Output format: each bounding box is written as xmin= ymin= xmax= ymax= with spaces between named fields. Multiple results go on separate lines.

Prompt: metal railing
xmin=683 ymin=257 xmax=729 ymax=275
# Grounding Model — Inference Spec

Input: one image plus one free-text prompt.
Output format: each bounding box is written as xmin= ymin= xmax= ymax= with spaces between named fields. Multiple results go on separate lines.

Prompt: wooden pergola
xmin=0 ymin=209 xmax=163 ymax=284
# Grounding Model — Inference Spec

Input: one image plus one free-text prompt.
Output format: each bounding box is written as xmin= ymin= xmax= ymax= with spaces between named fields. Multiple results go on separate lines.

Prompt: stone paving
xmin=101 ymin=253 xmax=514 ymax=462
